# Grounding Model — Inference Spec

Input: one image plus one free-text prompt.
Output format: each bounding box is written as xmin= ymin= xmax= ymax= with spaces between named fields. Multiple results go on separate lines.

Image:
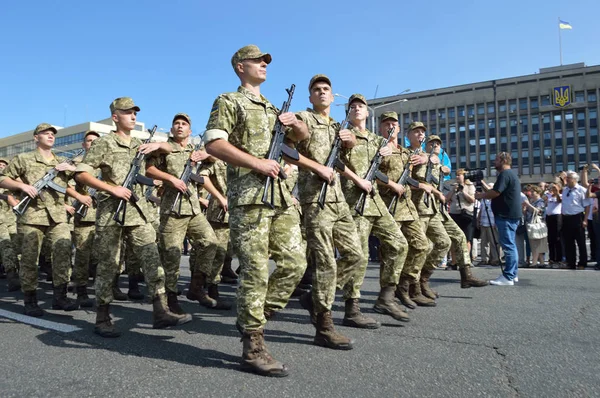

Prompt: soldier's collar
xmin=110 ymin=131 xmax=137 ymax=148
xmin=350 ymin=125 xmax=370 ymax=139
xmin=238 ymin=86 xmax=268 ymax=105
xmin=34 ymin=148 xmax=59 ymax=165
xmin=167 ymin=137 xmax=193 ymax=152
xmin=306 ymin=108 xmax=335 ymax=125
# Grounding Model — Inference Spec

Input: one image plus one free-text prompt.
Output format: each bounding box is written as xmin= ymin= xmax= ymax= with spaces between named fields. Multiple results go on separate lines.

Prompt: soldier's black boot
xmin=153 ymin=293 xmax=192 ymax=329
xmin=207 ymin=284 xmax=232 ymax=310
xmin=23 ymin=290 xmax=44 ymax=317
xmin=52 ymin=284 xmax=79 ymax=311
xmin=112 ymin=275 xmax=128 ymax=301
xmin=220 ymin=255 xmax=238 ymax=284
xmin=94 ymin=304 xmax=120 ymax=338
xmin=127 ymin=275 xmax=145 ymax=300
xmin=7 ymin=270 xmax=21 ymax=292
xmin=76 ymin=285 xmax=94 ymax=308
xmin=299 ymin=291 xmax=316 ymax=326
xmin=167 ymin=291 xmax=187 ymax=316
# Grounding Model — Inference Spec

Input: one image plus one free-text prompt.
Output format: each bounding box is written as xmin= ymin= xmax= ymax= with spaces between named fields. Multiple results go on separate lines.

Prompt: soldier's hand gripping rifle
xmin=317 ymin=116 xmax=348 ymax=209
xmin=13 ymin=149 xmax=85 ymax=217
xmin=112 ymin=125 xmax=157 ymax=225
xmin=354 ymin=126 xmax=395 ymax=216
xmin=72 ymin=171 xmax=102 ymax=219
xmin=145 ymin=185 xmax=161 ymax=205
xmin=261 ymin=84 xmax=300 ymax=209
xmin=170 ymin=143 xmax=205 ymax=216
xmin=423 ymin=145 xmax=438 ymax=208
xmin=387 ymin=138 xmax=424 ymax=216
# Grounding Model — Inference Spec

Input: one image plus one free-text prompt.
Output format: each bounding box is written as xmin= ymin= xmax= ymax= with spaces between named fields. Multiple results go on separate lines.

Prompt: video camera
xmin=464 ymin=168 xmax=485 ymax=192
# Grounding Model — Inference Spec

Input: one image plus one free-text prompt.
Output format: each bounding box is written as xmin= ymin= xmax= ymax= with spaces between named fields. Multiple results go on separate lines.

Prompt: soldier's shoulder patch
xmin=210 ymin=103 xmax=219 ymax=116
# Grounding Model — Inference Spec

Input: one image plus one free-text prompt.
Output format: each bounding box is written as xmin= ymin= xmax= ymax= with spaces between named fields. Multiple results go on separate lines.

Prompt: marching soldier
xmin=0 ymin=158 xmax=21 ymax=292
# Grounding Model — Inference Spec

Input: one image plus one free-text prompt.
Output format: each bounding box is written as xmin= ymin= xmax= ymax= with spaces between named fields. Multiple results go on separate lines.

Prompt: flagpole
xmin=558 ymin=17 xmax=563 ymax=65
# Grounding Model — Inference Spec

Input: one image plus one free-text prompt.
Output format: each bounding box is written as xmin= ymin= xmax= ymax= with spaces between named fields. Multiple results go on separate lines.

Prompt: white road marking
xmin=0 ymin=309 xmax=81 ymax=333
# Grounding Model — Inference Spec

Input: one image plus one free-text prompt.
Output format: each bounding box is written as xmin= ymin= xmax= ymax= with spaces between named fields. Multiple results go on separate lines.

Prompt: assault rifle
xmin=317 ymin=116 xmax=348 ymax=209
xmin=437 ymin=148 xmax=448 ymax=217
xmin=0 ymin=193 xmax=8 ymax=201
xmin=145 ymin=185 xmax=161 ymax=206
xmin=261 ymin=84 xmax=300 ymax=209
xmin=72 ymin=171 xmax=101 ymax=219
xmin=387 ymin=139 xmax=424 ymax=216
xmin=170 ymin=143 xmax=205 ymax=216
xmin=423 ymin=145 xmax=438 ymax=208
xmin=113 ymin=125 xmax=157 ymax=225
xmin=354 ymin=126 xmax=394 ymax=216
xmin=13 ymin=149 xmax=85 ymax=217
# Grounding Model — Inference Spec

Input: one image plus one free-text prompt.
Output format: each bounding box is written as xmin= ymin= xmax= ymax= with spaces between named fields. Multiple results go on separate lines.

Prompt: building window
xmin=530 ymin=97 xmax=539 ymax=109
xmin=420 ymin=111 xmax=427 ymax=122
xmin=467 ymin=105 xmax=475 ymax=117
xmin=429 ymin=112 xmax=436 ymax=122
xmin=541 ymin=95 xmax=551 ymax=106
xmin=404 ymin=114 xmax=411 ymax=124
xmin=487 ymin=103 xmax=495 ymax=114
xmin=458 ymin=106 xmax=465 ymax=117
xmin=448 ymin=108 xmax=455 ymax=118
xmin=477 ymin=104 xmax=485 ymax=115
xmin=519 ymin=98 xmax=528 ymax=111
xmin=499 ymin=102 xmax=507 ymax=112
xmin=575 ymin=91 xmax=585 ymax=102
xmin=439 ymin=110 xmax=446 ymax=120
xmin=588 ymin=90 xmax=597 ymax=102
xmin=508 ymin=100 xmax=517 ymax=114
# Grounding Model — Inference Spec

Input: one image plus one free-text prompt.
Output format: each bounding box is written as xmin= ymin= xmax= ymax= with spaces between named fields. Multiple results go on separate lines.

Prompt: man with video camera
xmin=446 ymin=169 xmax=477 ymax=265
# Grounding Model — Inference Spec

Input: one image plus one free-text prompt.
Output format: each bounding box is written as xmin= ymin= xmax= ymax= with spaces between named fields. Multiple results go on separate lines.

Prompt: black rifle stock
xmin=317 ymin=117 xmax=348 ymax=209
xmin=354 ymin=127 xmax=394 ymax=216
xmin=261 ymin=84 xmax=300 ymax=209
xmin=13 ymin=149 xmax=85 ymax=217
xmin=0 ymin=193 xmax=8 ymax=201
xmin=113 ymin=125 xmax=157 ymax=225
xmin=170 ymin=143 xmax=205 ymax=216
xmin=423 ymin=145 xmax=438 ymax=208
xmin=387 ymin=140 xmax=424 ymax=215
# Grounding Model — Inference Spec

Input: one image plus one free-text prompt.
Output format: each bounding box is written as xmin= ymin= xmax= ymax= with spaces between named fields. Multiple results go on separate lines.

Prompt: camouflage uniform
xmin=0 ymin=150 xmax=73 ymax=292
xmin=75 ymin=132 xmax=166 ymax=305
xmin=296 ymin=109 xmax=365 ymax=314
xmin=205 ymin=85 xmax=306 ymax=332
xmin=0 ymin=188 xmax=19 ymax=276
xmin=147 ymin=138 xmax=218 ymax=294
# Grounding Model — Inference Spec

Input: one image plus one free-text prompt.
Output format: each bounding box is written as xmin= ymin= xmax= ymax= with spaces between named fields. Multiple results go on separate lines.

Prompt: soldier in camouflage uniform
xmin=204 ymin=45 xmax=335 ymax=377
xmin=377 ymin=112 xmax=430 ymax=310
xmin=0 ymin=158 xmax=21 ymax=292
xmin=146 ymin=113 xmax=225 ymax=315
xmin=0 ymin=123 xmax=81 ymax=316
xmin=339 ymin=94 xmax=409 ymax=322
xmin=74 ymin=97 xmax=191 ymax=338
xmin=424 ymin=136 xmax=487 ymax=291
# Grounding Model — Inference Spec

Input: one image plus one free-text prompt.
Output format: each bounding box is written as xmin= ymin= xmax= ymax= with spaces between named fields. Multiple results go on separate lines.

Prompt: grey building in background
xmin=369 ymin=62 xmax=600 ymax=183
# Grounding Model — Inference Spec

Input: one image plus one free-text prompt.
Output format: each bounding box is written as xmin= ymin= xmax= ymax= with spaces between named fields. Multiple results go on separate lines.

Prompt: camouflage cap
xmin=0 ymin=157 xmax=9 ymax=165
xmin=110 ymin=97 xmax=141 ymax=114
xmin=348 ymin=93 xmax=367 ymax=106
xmin=427 ymin=134 xmax=442 ymax=144
xmin=33 ymin=123 xmax=58 ymax=136
xmin=308 ymin=74 xmax=331 ymax=92
xmin=408 ymin=121 xmax=427 ymax=132
xmin=172 ymin=113 xmax=192 ymax=126
xmin=84 ymin=130 xmax=100 ymax=139
xmin=231 ymin=45 xmax=272 ymax=69
xmin=380 ymin=111 xmax=398 ymax=122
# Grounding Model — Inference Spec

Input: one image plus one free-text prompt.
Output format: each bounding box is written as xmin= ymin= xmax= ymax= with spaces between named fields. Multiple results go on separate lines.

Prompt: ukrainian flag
xmin=559 ymin=19 xmax=572 ymax=30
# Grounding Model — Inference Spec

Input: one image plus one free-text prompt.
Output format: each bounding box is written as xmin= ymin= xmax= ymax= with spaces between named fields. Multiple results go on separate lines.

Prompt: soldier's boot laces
xmin=409 ymin=281 xmax=437 ymax=307
xmin=153 ymin=293 xmax=192 ymax=329
xmin=241 ymin=329 xmax=289 ymax=378
xmin=23 ymin=290 xmax=44 ymax=317
xmin=374 ymin=286 xmax=410 ymax=322
xmin=186 ymin=273 xmax=217 ymax=308
xmin=52 ymin=284 xmax=79 ymax=311
xmin=112 ymin=275 xmax=128 ymax=301
xmin=299 ymin=291 xmax=316 ymax=326
xmin=220 ymin=255 xmax=238 ymax=284
xmin=7 ymin=270 xmax=21 ymax=292
xmin=76 ymin=285 xmax=94 ymax=308
xmin=460 ymin=265 xmax=488 ymax=288
xmin=314 ymin=311 xmax=354 ymax=350
xmin=207 ymin=284 xmax=232 ymax=310
xmin=419 ymin=268 xmax=439 ymax=299
xmin=127 ymin=276 xmax=145 ymax=300
xmin=94 ymin=304 xmax=120 ymax=338
xmin=167 ymin=291 xmax=187 ymax=316
xmin=342 ymin=299 xmax=381 ymax=329
xmin=395 ymin=276 xmax=416 ymax=309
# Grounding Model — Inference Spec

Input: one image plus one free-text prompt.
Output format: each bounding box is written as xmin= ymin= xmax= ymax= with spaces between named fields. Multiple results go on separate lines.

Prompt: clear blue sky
xmin=1 ymin=0 xmax=598 ymax=138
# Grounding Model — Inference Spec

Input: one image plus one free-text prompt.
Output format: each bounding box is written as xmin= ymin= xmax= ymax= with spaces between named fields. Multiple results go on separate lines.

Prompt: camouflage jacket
xmin=198 ymin=159 xmax=229 ymax=224
xmin=340 ymin=126 xmax=388 ymax=217
xmin=410 ymin=151 xmax=439 ymax=216
xmin=147 ymin=138 xmax=202 ymax=217
xmin=295 ymin=109 xmax=345 ymax=205
xmin=204 ymin=86 xmax=293 ymax=209
xmin=0 ymin=188 xmax=16 ymax=226
xmin=0 ymin=149 xmax=70 ymax=225
xmin=75 ymin=132 xmax=152 ymax=227
xmin=71 ymin=154 xmax=98 ymax=224
xmin=379 ymin=145 xmax=419 ymax=222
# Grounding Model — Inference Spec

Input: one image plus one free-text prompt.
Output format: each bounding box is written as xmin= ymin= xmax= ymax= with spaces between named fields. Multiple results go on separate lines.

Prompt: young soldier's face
xmin=0 ymin=162 xmax=7 ymax=172
xmin=309 ymin=82 xmax=333 ymax=109
xmin=408 ymin=128 xmax=425 ymax=146
xmin=112 ymin=109 xmax=137 ymax=131
xmin=82 ymin=134 xmax=98 ymax=151
xmin=171 ymin=119 xmax=191 ymax=140
xmin=380 ymin=120 xmax=398 ymax=138
xmin=426 ymin=141 xmax=441 ymax=155
xmin=239 ymin=58 xmax=267 ymax=83
xmin=34 ymin=130 xmax=56 ymax=148
xmin=349 ymin=102 xmax=368 ymax=122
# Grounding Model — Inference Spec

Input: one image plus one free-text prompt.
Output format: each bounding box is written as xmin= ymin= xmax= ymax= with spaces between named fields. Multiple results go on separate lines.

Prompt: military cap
xmin=408 ymin=121 xmax=427 ymax=132
xmin=84 ymin=130 xmax=100 ymax=139
xmin=110 ymin=97 xmax=140 ymax=114
xmin=427 ymin=134 xmax=442 ymax=144
xmin=0 ymin=157 xmax=9 ymax=165
xmin=33 ymin=123 xmax=58 ymax=136
xmin=348 ymin=93 xmax=367 ymax=106
xmin=380 ymin=111 xmax=398 ymax=122
xmin=231 ymin=45 xmax=272 ymax=69
xmin=308 ymin=74 xmax=331 ymax=92
xmin=172 ymin=113 xmax=192 ymax=126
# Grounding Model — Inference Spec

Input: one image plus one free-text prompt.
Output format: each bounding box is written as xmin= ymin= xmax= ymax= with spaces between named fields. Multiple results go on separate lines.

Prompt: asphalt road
xmin=1 ymin=259 xmax=599 ymax=398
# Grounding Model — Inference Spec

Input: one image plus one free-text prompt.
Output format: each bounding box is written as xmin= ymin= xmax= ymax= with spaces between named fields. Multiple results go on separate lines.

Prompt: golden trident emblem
xmin=553 ymin=86 xmax=571 ymax=108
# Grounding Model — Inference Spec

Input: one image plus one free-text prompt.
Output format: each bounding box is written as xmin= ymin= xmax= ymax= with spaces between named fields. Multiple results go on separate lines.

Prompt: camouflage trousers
xmin=0 ymin=222 xmax=19 ymax=274
xmin=73 ymin=221 xmax=95 ymax=286
xmin=303 ymin=202 xmax=365 ymax=314
xmin=18 ymin=222 xmax=72 ymax=292
xmin=207 ymin=222 xmax=231 ymax=285
xmin=441 ymin=214 xmax=471 ymax=268
xmin=158 ymin=213 xmax=217 ymax=294
xmin=230 ymin=204 xmax=306 ymax=332
xmin=398 ymin=218 xmax=429 ymax=283
xmin=351 ymin=211 xmax=408 ymax=291
xmin=118 ymin=217 xmax=159 ymax=277
xmin=419 ymin=213 xmax=452 ymax=273
xmin=94 ymin=223 xmax=165 ymax=305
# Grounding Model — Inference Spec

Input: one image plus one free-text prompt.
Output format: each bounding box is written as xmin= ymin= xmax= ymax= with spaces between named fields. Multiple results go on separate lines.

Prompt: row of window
xmin=0 ymin=131 xmax=86 ymax=158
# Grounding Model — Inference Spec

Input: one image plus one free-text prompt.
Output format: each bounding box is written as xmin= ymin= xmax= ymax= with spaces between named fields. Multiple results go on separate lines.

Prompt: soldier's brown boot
xmin=94 ymin=304 xmax=120 ymax=338
xmin=112 ymin=275 xmax=128 ymax=301
xmin=7 ymin=270 xmax=21 ymax=292
xmin=342 ymin=299 xmax=380 ymax=329
xmin=127 ymin=275 xmax=145 ymax=300
xmin=52 ymin=284 xmax=79 ymax=311
xmin=314 ymin=311 xmax=354 ymax=350
xmin=460 ymin=265 xmax=488 ymax=288
xmin=409 ymin=282 xmax=436 ymax=307
xmin=299 ymin=291 xmax=316 ymax=326
xmin=207 ymin=284 xmax=232 ymax=310
xmin=395 ymin=276 xmax=416 ymax=309
xmin=76 ymin=285 xmax=94 ymax=308
xmin=241 ymin=329 xmax=289 ymax=377
xmin=186 ymin=273 xmax=217 ymax=308
xmin=374 ymin=286 xmax=410 ymax=322
xmin=153 ymin=293 xmax=192 ymax=329
xmin=220 ymin=255 xmax=238 ymax=284
xmin=420 ymin=268 xmax=439 ymax=299
xmin=167 ymin=291 xmax=187 ymax=315
xmin=23 ymin=290 xmax=44 ymax=317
